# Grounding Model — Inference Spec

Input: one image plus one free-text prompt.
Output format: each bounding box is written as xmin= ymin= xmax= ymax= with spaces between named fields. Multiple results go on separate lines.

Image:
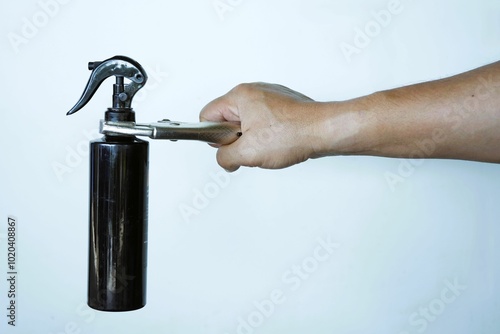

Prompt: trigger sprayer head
xmin=67 ymin=55 xmax=148 ymax=119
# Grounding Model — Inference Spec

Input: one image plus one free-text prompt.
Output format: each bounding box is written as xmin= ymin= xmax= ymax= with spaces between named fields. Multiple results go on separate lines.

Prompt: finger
xmin=216 ymin=146 xmax=241 ymax=172
xmin=199 ymin=94 xmax=241 ymax=123
xmin=216 ymin=137 xmax=258 ymax=172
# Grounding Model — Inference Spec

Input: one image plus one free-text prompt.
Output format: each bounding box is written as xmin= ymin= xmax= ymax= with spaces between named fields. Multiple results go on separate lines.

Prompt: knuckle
xmin=231 ymin=82 xmax=256 ymax=96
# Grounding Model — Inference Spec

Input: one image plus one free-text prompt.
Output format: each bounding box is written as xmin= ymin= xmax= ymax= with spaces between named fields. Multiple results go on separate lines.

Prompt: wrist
xmin=311 ymin=97 xmax=379 ymax=158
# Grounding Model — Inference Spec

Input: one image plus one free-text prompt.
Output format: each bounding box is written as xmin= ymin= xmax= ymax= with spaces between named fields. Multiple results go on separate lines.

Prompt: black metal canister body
xmin=88 ymin=134 xmax=149 ymax=311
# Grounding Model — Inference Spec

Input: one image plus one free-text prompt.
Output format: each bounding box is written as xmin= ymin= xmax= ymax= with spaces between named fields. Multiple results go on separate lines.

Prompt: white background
xmin=1 ymin=0 xmax=500 ymax=333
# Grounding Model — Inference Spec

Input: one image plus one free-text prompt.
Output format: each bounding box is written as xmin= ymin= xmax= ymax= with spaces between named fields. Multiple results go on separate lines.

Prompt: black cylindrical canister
xmin=88 ymin=135 xmax=149 ymax=311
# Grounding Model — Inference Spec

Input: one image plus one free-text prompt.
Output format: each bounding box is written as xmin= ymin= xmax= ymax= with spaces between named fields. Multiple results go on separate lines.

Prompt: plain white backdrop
xmin=1 ymin=0 xmax=500 ymax=333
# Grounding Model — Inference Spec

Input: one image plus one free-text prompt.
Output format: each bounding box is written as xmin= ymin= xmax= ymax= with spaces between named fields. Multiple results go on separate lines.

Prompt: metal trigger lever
xmin=67 ymin=55 xmax=147 ymax=115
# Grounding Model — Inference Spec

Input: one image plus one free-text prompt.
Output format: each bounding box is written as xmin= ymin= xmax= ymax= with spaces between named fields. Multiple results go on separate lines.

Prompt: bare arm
xmin=200 ymin=61 xmax=500 ymax=171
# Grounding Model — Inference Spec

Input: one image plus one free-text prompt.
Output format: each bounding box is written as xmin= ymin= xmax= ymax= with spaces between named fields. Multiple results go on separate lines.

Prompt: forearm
xmin=318 ymin=61 xmax=500 ymax=163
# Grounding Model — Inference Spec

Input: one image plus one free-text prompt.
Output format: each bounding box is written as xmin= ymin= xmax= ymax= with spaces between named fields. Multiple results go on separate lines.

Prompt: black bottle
xmin=88 ymin=127 xmax=149 ymax=311
xmin=86 ymin=100 xmax=149 ymax=311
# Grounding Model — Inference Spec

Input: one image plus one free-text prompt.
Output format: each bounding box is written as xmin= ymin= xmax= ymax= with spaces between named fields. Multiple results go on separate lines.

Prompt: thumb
xmin=216 ymin=136 xmax=259 ymax=172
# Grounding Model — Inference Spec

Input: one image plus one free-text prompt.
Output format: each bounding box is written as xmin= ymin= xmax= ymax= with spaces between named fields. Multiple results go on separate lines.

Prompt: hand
xmin=199 ymin=82 xmax=325 ymax=171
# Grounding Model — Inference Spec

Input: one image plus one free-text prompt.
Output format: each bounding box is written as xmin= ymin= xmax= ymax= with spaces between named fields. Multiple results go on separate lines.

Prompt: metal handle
xmin=100 ymin=120 xmax=242 ymax=145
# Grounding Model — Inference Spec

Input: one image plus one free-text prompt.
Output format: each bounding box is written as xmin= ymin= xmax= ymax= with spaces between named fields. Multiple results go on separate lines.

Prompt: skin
xmin=200 ymin=61 xmax=500 ymax=172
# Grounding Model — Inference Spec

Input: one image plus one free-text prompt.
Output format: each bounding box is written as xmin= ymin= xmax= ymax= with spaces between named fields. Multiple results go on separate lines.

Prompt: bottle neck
xmin=105 ymin=108 xmax=135 ymax=122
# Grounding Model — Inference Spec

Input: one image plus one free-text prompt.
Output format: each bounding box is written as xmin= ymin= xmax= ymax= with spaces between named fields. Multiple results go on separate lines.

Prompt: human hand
xmin=199 ymin=82 xmax=326 ymax=171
